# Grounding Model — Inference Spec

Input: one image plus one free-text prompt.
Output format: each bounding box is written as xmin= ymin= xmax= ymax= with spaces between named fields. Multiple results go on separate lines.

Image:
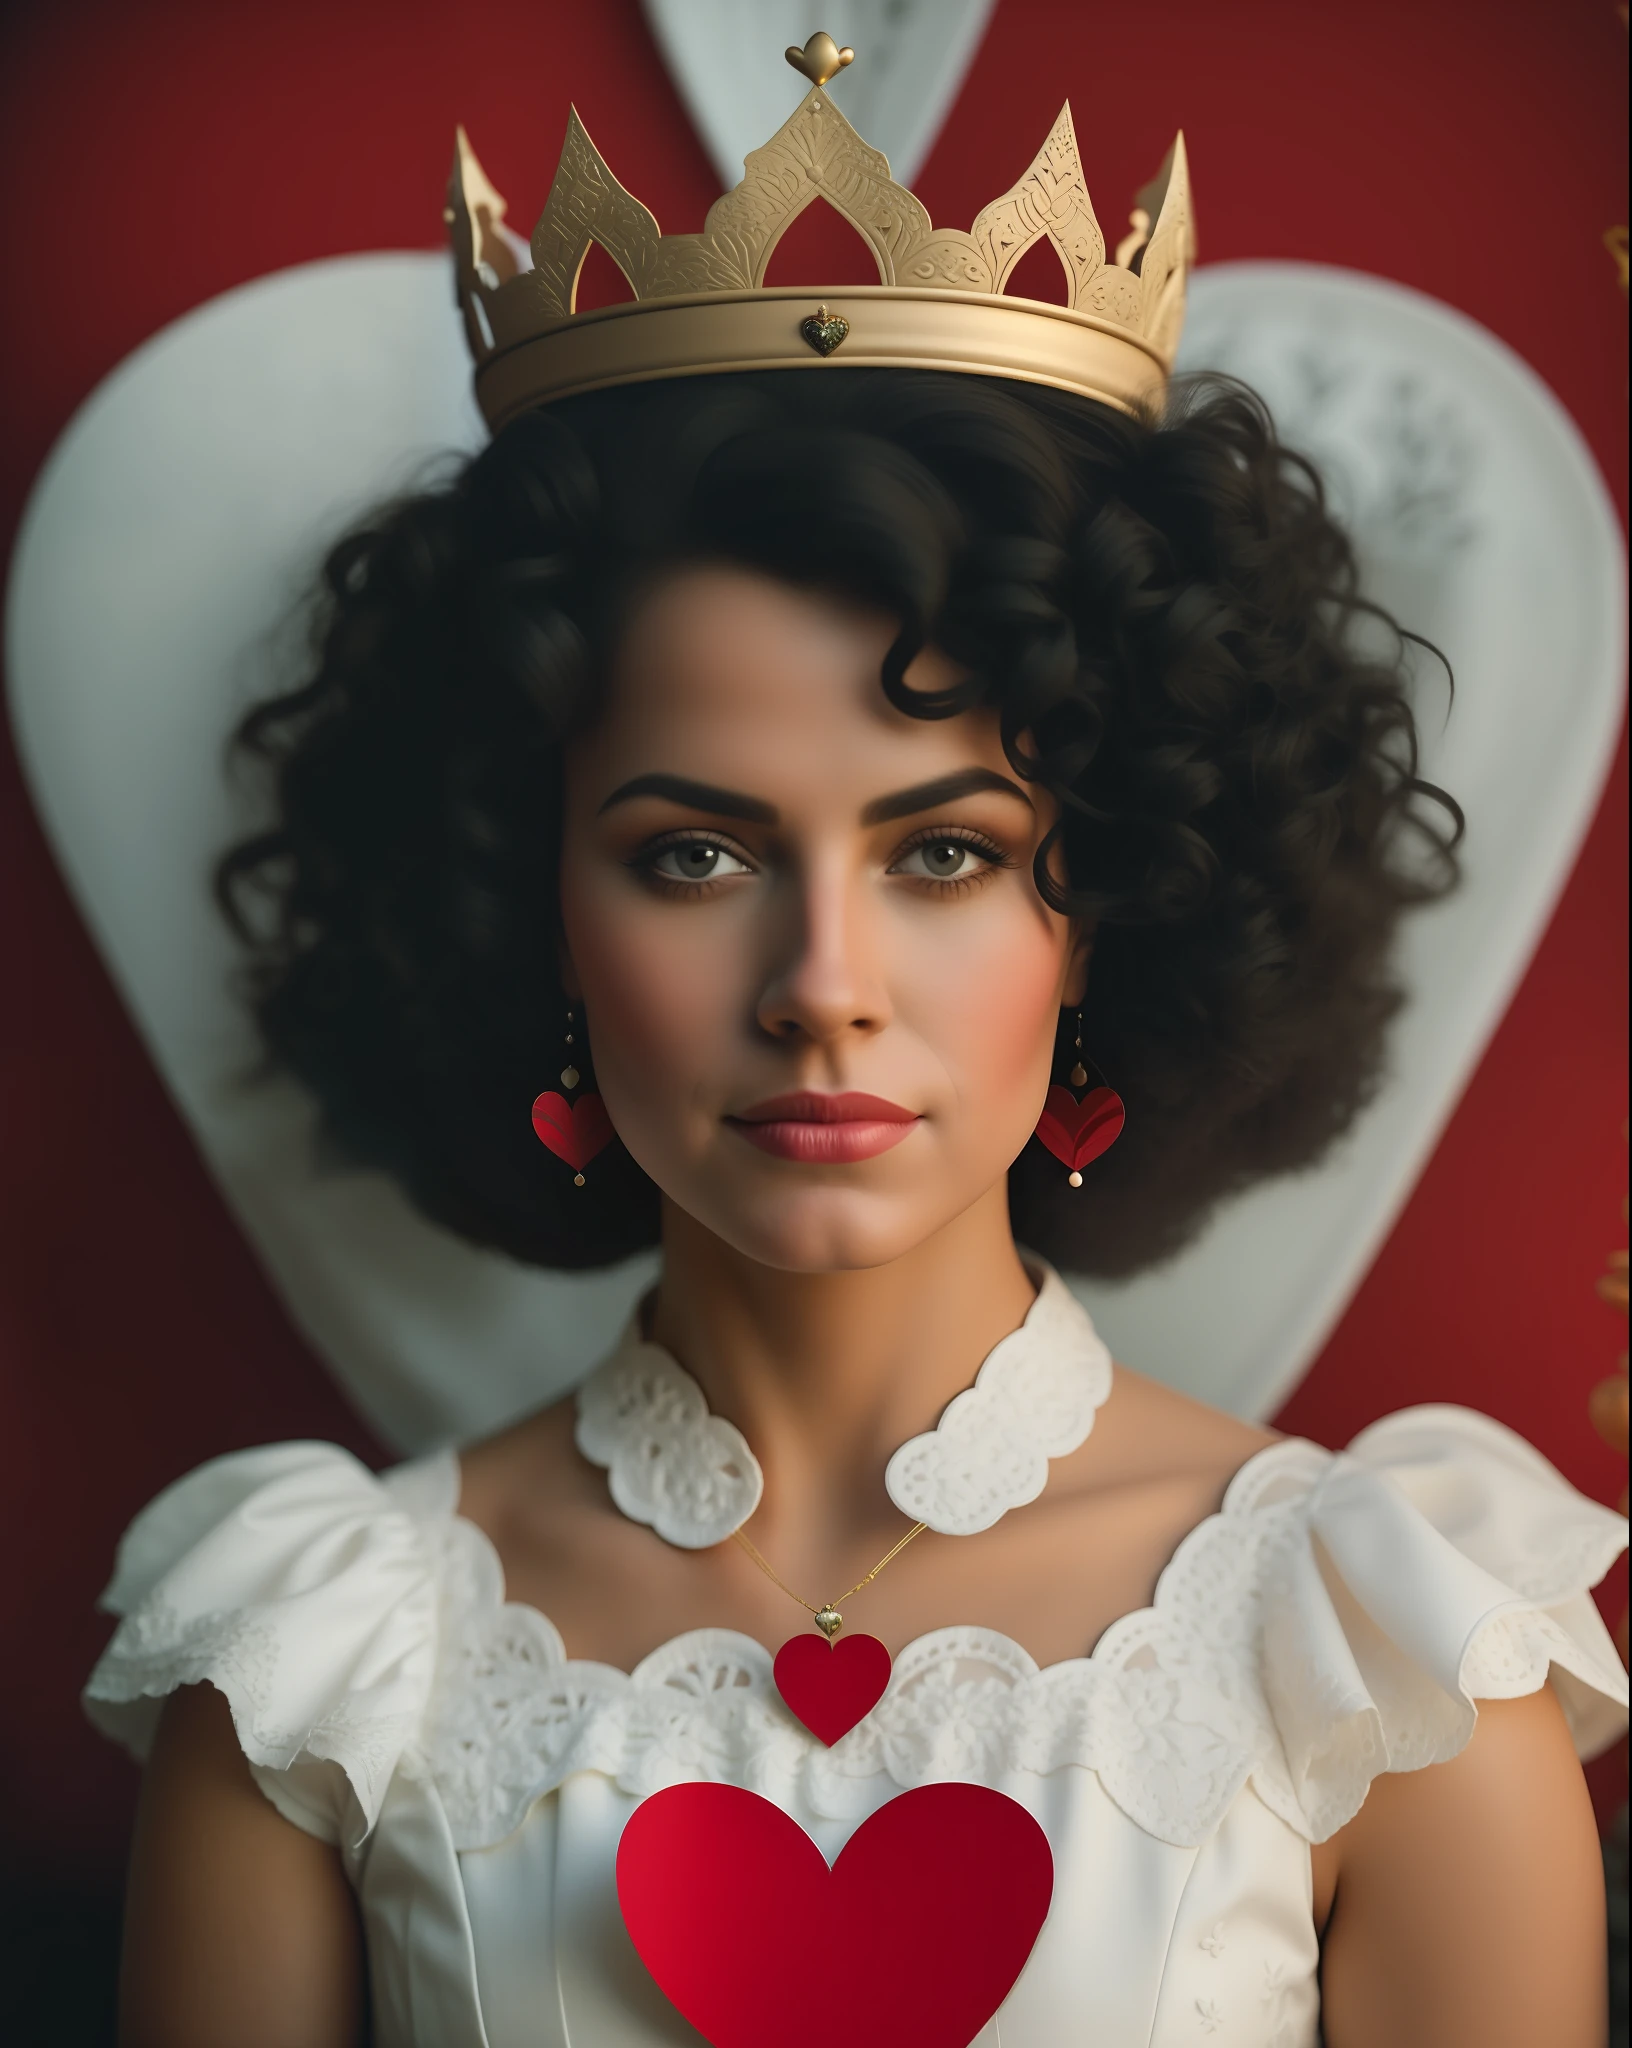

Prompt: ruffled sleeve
xmin=83 ymin=1440 xmax=454 ymax=1847
xmin=1246 ymin=1404 xmax=1629 ymax=1843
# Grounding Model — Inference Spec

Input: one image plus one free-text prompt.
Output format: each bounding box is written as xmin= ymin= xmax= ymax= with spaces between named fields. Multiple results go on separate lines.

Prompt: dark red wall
xmin=1 ymin=0 xmax=1625 ymax=1895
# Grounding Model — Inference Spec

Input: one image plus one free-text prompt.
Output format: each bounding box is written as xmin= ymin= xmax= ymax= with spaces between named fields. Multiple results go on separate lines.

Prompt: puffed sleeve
xmin=83 ymin=1440 xmax=453 ymax=1847
xmin=1246 ymin=1404 xmax=1628 ymax=1843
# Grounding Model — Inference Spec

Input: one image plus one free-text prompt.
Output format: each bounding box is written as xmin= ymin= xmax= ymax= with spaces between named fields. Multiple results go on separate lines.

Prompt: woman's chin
xmin=678 ymin=1180 xmax=964 ymax=1274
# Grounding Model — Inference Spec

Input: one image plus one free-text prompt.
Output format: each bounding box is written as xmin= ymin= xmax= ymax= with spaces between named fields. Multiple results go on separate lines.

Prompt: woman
xmin=85 ymin=57 xmax=1626 ymax=2048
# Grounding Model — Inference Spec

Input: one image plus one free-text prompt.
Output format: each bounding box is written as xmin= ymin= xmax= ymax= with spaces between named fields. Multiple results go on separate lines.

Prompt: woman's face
xmin=559 ymin=565 xmax=1084 ymax=1272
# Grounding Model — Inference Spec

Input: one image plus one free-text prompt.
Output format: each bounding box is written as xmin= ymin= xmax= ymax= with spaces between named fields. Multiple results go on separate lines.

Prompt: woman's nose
xmin=754 ymin=856 xmax=893 ymax=1046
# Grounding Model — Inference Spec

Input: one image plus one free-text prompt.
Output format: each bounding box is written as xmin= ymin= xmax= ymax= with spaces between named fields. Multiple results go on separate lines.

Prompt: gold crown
xmin=446 ymin=32 xmax=1194 ymax=433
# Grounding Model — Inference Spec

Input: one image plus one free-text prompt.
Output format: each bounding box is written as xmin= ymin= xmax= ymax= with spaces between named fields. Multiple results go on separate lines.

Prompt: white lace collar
xmin=572 ymin=1258 xmax=1113 ymax=1548
xmin=84 ymin=1409 xmax=1630 ymax=1856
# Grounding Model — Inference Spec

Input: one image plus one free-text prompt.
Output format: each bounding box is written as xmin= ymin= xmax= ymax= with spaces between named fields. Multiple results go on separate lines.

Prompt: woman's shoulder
xmin=82 ymin=1399 xmax=1625 ymax=1860
xmin=1151 ymin=1396 xmax=1628 ymax=1841
xmin=1094 ymin=1360 xmax=1283 ymax=1485
xmin=83 ymin=1437 xmax=460 ymax=1845
xmin=974 ymin=1384 xmax=1625 ymax=1855
xmin=1040 ymin=1360 xmax=1282 ymax=1572
xmin=456 ymin=1393 xmax=588 ymax=1524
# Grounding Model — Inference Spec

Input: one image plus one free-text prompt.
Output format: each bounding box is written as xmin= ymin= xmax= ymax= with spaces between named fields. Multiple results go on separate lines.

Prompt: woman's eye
xmin=892 ymin=838 xmax=995 ymax=881
xmin=647 ymin=840 xmax=752 ymax=884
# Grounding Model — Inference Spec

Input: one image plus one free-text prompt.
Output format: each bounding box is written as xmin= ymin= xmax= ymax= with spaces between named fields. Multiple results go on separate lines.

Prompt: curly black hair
xmin=216 ymin=368 xmax=1459 ymax=1276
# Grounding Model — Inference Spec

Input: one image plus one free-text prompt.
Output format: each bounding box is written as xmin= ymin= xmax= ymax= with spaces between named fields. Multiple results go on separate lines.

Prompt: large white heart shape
xmin=4 ymin=255 xmax=1623 ymax=1447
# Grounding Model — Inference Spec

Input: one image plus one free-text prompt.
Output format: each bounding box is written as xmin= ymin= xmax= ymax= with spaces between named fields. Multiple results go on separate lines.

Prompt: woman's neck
xmin=648 ymin=1185 xmax=1036 ymax=1545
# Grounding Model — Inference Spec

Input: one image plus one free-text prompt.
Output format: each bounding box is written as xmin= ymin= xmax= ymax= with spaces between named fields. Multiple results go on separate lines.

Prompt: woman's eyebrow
xmin=597 ymin=774 xmax=779 ymax=823
xmin=860 ymin=768 xmax=1034 ymax=825
xmin=597 ymin=765 xmax=1033 ymax=827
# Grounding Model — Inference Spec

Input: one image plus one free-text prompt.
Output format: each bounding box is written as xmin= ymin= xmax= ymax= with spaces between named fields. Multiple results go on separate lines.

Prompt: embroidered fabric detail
xmin=85 ymin=1596 xmax=285 ymax=1740
xmin=423 ymin=1534 xmax=810 ymax=1848
xmin=83 ymin=1407 xmax=1629 ymax=1859
xmin=884 ymin=1261 xmax=1113 ymax=1533
xmin=83 ymin=1441 xmax=447 ymax=1844
xmin=575 ymin=1338 xmax=762 ymax=1549
xmin=421 ymin=1409 xmax=1629 ymax=1851
xmin=572 ymin=1258 xmax=1110 ymax=1546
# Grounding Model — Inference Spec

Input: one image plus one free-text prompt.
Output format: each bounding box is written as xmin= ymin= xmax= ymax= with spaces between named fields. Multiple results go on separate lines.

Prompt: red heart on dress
xmin=773 ymin=1631 xmax=891 ymax=1745
xmin=530 ymin=1090 xmax=614 ymax=1172
xmin=1033 ymin=1083 xmax=1125 ymax=1172
xmin=618 ymin=1780 xmax=1053 ymax=2048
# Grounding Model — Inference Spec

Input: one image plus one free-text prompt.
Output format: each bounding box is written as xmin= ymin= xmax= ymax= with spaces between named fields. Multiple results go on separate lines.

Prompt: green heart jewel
xmin=799 ymin=304 xmax=850 ymax=357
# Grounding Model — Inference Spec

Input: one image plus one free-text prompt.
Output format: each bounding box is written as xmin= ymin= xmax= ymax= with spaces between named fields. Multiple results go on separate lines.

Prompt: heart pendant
xmin=530 ymin=1089 xmax=614 ymax=1175
xmin=1034 ymin=1082 xmax=1125 ymax=1172
xmin=800 ymin=304 xmax=850 ymax=356
xmin=774 ymin=1631 xmax=891 ymax=1745
xmin=618 ymin=1780 xmax=1054 ymax=2048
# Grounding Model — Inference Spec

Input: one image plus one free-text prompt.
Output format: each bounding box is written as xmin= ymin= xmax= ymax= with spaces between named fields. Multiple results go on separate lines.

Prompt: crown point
xmin=785 ymin=33 xmax=855 ymax=88
xmin=458 ymin=55 xmax=1193 ymax=423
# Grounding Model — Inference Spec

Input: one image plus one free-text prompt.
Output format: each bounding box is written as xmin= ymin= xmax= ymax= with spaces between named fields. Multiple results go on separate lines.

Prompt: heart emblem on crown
xmin=530 ymin=1090 xmax=614 ymax=1173
xmin=773 ymin=1631 xmax=891 ymax=1745
xmin=1034 ymin=1083 xmax=1125 ymax=1172
xmin=618 ymin=1780 xmax=1054 ymax=2048
xmin=800 ymin=304 xmax=850 ymax=356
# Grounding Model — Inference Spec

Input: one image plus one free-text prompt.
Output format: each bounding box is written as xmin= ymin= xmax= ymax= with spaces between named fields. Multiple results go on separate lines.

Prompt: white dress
xmin=85 ymin=1266 xmax=1629 ymax=2047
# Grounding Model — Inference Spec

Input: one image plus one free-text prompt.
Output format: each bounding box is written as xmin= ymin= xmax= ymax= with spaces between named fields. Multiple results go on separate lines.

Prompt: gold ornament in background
xmin=1606 ymin=226 xmax=1628 ymax=294
xmin=446 ymin=33 xmax=1194 ymax=432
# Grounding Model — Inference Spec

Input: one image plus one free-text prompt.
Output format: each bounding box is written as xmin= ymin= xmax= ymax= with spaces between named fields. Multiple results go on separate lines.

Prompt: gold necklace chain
xmin=730 ymin=1519 xmax=929 ymax=1640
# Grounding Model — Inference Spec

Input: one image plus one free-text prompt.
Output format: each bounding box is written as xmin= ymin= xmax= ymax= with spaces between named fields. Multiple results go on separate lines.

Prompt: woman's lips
xmin=727 ymin=1092 xmax=920 ymax=1164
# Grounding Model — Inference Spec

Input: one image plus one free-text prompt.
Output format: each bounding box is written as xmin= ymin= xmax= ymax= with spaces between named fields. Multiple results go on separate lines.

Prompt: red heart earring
xmin=531 ymin=1006 xmax=615 ymax=1186
xmin=1033 ymin=1009 xmax=1125 ymax=1187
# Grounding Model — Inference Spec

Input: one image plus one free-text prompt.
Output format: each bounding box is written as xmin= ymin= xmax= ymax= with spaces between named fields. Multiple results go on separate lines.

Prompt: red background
xmin=0 ymin=0 xmax=1625 ymax=1961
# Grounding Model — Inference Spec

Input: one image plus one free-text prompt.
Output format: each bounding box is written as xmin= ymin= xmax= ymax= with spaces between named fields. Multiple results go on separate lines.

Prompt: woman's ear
xmin=558 ymin=944 xmax=584 ymax=1005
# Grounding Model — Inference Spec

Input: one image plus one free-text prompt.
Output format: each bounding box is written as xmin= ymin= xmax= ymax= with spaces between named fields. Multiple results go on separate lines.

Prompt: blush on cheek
xmin=560 ymin=898 xmax=735 ymax=1143
xmin=575 ymin=953 xmax=689 ymax=1091
xmin=916 ymin=923 xmax=1069 ymax=1144
xmin=975 ymin=967 xmax=1063 ymax=1100
xmin=563 ymin=977 xmax=683 ymax=1187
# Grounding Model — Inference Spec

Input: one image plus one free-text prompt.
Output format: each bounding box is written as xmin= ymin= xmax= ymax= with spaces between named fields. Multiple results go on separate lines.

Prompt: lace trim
xmin=572 ymin=1258 xmax=1114 ymax=1546
xmin=87 ymin=1597 xmax=284 ymax=1740
xmin=83 ymin=1418 xmax=1629 ymax=1860
xmin=420 ymin=1488 xmax=1285 ymax=1851
xmin=575 ymin=1339 xmax=762 ymax=1549
xmin=82 ymin=1443 xmax=449 ymax=1842
xmin=884 ymin=1263 xmax=1113 ymax=1534
xmin=84 ymin=1594 xmax=421 ymax=1826
xmin=420 ymin=1444 xmax=1628 ymax=1852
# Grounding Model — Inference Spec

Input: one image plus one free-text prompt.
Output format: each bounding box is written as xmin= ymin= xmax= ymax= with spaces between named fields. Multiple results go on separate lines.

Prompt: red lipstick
xmin=727 ymin=1092 xmax=920 ymax=1164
